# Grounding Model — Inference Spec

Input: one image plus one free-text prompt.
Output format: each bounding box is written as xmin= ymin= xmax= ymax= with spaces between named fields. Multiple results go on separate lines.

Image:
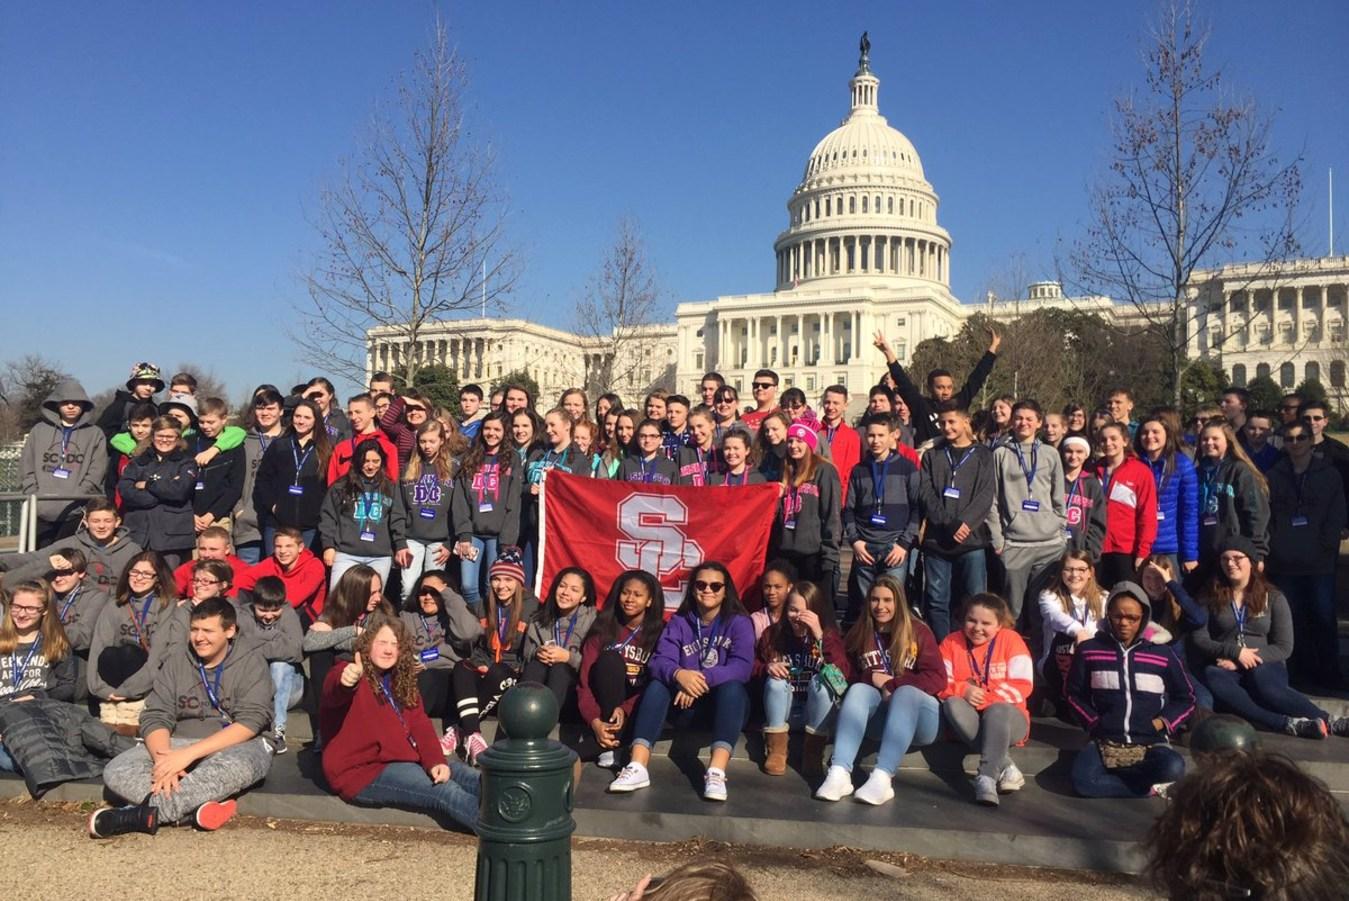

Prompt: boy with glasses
xmin=740 ymin=370 xmax=780 ymax=433
xmin=1266 ymin=421 xmax=1347 ymax=689
xmin=1301 ymin=402 xmax=1349 ymax=513
xmin=90 ymin=597 xmax=274 ymax=837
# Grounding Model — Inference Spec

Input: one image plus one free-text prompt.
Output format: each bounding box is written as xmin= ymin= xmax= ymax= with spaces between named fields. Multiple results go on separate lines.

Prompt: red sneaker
xmin=194 ymin=799 xmax=238 ymax=831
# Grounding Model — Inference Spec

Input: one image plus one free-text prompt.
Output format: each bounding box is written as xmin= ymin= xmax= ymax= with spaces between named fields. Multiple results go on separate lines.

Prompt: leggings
xmin=941 ymin=697 xmax=1028 ymax=779
xmin=417 ymin=667 xmax=452 ymax=724
xmin=1202 ymin=661 xmax=1326 ymax=732
xmin=452 ymin=661 xmax=517 ymax=735
xmin=521 ymin=659 xmax=578 ymax=713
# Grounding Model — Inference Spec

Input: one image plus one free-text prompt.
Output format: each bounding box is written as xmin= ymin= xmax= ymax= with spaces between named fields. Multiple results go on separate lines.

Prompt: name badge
xmin=52 ymin=467 xmax=71 ymax=479
xmin=419 ymin=507 xmax=437 ymax=519
xmin=1202 ymin=514 xmax=1219 ymax=526
xmin=478 ymin=502 xmax=494 ymax=513
xmin=943 ymin=486 xmax=961 ymax=499
xmin=359 ymin=529 xmax=377 ymax=542
xmin=1156 ymin=510 xmax=1166 ymax=521
xmin=1021 ymin=499 xmax=1040 ymax=512
xmin=287 ymin=484 xmax=305 ymax=496
xmin=1064 ymin=527 xmax=1074 ymax=538
xmin=419 ymin=647 xmax=440 ymax=662
xmin=783 ymin=520 xmax=797 ymax=530
xmin=869 ymin=514 xmax=887 ymax=526
xmin=1290 ymin=515 xmax=1309 ymax=527
xmin=195 ymin=481 xmax=206 ymax=491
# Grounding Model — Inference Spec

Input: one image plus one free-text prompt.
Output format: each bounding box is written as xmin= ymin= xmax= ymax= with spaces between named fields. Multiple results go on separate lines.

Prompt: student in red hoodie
xmin=1091 ymin=422 xmax=1158 ymax=587
xmin=171 ymin=527 xmax=249 ymax=598
xmin=320 ymin=613 xmax=480 ymax=832
xmin=938 ymin=593 xmax=1034 ymax=807
xmin=235 ymin=527 xmax=328 ymax=627
xmin=756 ymin=581 xmax=848 ymax=778
xmin=816 ymin=385 xmax=860 ymax=502
xmin=326 ymin=395 xmax=399 ymax=485
xmin=575 ymin=570 xmax=666 ymax=767
xmin=816 ymin=575 xmax=944 ymax=805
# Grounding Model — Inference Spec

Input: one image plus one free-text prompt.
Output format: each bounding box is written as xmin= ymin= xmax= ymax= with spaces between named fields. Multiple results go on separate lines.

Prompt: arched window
xmin=1280 ymin=362 xmax=1295 ymax=388
xmin=1331 ymin=360 xmax=1346 ymax=388
xmin=887 ymin=196 xmax=894 ymax=214
xmin=1305 ymin=361 xmax=1321 ymax=383
xmin=825 ymin=198 xmax=831 ymax=216
xmin=849 ymin=196 xmax=856 ymax=214
xmin=861 ymin=195 xmax=868 ymax=213
xmin=1256 ymin=363 xmax=1270 ymax=380
xmin=875 ymin=195 xmax=881 ymax=212
xmin=1231 ymin=364 xmax=1247 ymax=387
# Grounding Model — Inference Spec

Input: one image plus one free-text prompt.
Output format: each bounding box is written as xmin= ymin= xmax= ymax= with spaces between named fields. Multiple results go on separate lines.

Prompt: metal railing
xmin=0 ymin=493 xmax=105 ymax=555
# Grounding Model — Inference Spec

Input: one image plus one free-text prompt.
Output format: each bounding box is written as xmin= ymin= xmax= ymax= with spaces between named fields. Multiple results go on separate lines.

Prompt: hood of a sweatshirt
xmin=41 ymin=379 xmax=95 ymax=426
xmin=1104 ymin=580 xmax=1153 ymax=641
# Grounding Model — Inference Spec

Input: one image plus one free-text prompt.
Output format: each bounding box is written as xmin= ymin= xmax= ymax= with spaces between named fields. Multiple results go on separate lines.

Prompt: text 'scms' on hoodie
xmin=20 ymin=379 xmax=108 ymax=524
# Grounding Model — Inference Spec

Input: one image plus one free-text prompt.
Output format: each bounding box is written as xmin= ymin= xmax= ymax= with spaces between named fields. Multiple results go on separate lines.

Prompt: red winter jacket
xmin=1092 ymin=456 xmax=1158 ymax=559
xmin=327 ymin=430 xmax=400 ymax=486
xmin=173 ymin=555 xmax=250 ymax=599
xmin=320 ymin=663 xmax=446 ymax=801
xmin=817 ymin=421 xmax=861 ymax=503
xmin=235 ymin=548 xmax=328 ymax=618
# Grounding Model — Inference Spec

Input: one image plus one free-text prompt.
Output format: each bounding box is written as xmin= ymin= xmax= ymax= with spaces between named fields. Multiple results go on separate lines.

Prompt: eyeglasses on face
xmin=128 ymin=569 xmax=157 ymax=579
xmin=693 ymin=580 xmax=725 ymax=592
xmin=1286 ymin=433 xmax=1310 ymax=443
xmin=192 ymin=576 xmax=220 ymax=586
xmin=10 ymin=605 xmax=45 ymax=615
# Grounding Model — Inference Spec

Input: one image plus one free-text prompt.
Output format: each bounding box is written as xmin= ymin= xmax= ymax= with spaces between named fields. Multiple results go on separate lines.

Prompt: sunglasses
xmin=418 ymin=587 xmax=440 ymax=598
xmin=752 ymin=382 xmax=775 ymax=391
xmin=694 ymin=580 xmax=725 ymax=592
xmin=405 ymin=405 xmax=427 ymax=414
xmin=49 ymin=568 xmax=77 ymax=578
xmin=1286 ymin=434 xmax=1310 ymax=443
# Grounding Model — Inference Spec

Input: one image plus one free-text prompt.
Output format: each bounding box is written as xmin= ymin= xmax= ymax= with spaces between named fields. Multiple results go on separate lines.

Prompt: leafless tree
xmin=295 ymin=21 xmax=518 ymax=386
xmin=170 ymin=363 xmax=229 ymax=403
xmin=574 ymin=217 xmax=665 ymax=395
xmin=1067 ymin=1 xmax=1301 ymax=405
xmin=0 ymin=354 xmax=71 ymax=439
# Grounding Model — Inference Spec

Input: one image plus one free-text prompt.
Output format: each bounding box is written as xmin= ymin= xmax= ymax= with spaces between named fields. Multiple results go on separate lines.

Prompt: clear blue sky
xmin=3 ymin=1 xmax=1346 ymax=399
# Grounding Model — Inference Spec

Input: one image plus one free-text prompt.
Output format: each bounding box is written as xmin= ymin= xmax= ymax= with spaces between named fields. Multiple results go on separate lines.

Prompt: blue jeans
xmin=830 ymin=684 xmax=940 ymax=775
xmin=268 ymin=661 xmax=305 ymax=733
xmin=352 ymin=761 xmax=480 ymax=833
xmin=1273 ymin=572 xmax=1341 ymax=687
xmin=401 ymin=540 xmax=449 ymax=603
xmin=631 ymin=678 xmax=749 ymax=755
xmin=458 ymin=536 xmax=499 ymax=611
xmin=762 ymin=677 xmax=836 ymax=733
xmin=236 ymin=542 xmax=262 ymax=565
xmin=0 ymin=743 xmax=16 ymax=773
xmin=330 ymin=552 xmax=392 ymax=591
xmin=1203 ymin=661 xmax=1326 ymax=731
xmin=923 ymin=549 xmax=987 ymax=640
xmin=854 ymin=542 xmax=909 ymax=607
xmin=1072 ymin=741 xmax=1185 ymax=798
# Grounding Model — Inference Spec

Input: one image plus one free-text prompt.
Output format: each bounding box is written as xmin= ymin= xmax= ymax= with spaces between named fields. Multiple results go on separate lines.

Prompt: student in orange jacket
xmin=938 ymin=593 xmax=1034 ymax=807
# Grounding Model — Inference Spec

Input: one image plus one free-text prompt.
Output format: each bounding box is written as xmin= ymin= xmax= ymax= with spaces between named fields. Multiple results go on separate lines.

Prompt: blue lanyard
xmin=496 ymin=608 xmax=511 ymax=646
xmin=725 ymin=469 xmax=747 ymax=487
xmin=60 ymin=426 xmax=74 ymax=458
xmin=57 ymin=588 xmax=81 ymax=625
xmin=1013 ymin=440 xmax=1039 ymax=488
xmin=824 ymin=424 xmax=839 ymax=445
xmin=869 ymin=457 xmax=889 ymax=509
xmin=1200 ymin=462 xmax=1219 ymax=511
xmin=1148 ymin=456 xmax=1171 ymax=496
xmin=553 ymin=611 xmax=579 ymax=648
xmin=640 ymin=457 xmax=656 ymax=483
xmin=291 ymin=440 xmax=314 ymax=481
xmin=1232 ymin=602 xmax=1248 ymax=645
xmin=420 ymin=615 xmax=440 ymax=644
xmin=196 ymin=645 xmax=232 ymax=721
xmin=379 ymin=674 xmax=417 ymax=749
xmin=10 ymin=636 xmax=42 ymax=689
xmin=133 ymin=594 xmax=155 ymax=634
xmin=1064 ymin=476 xmax=1082 ymax=522
xmin=966 ymin=635 xmax=997 ymax=687
xmin=873 ymin=632 xmax=892 ymax=675
xmin=257 ymin=430 xmax=275 ymax=455
xmin=609 ymin=625 xmax=640 ymax=654
xmin=944 ymin=445 xmax=975 ymax=487
xmin=693 ymin=614 xmax=722 ymax=669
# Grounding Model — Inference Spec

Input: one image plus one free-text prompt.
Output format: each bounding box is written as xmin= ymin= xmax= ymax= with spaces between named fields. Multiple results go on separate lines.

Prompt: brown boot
xmin=763 ymin=730 xmax=789 ymax=775
xmin=801 ymin=731 xmax=828 ymax=781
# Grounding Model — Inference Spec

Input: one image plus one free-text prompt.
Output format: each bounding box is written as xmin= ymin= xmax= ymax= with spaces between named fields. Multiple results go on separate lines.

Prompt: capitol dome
xmin=773 ymin=46 xmax=951 ymax=291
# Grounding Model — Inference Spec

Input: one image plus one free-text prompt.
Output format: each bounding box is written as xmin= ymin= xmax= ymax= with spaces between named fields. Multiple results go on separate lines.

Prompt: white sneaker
xmin=815 ymin=765 xmax=855 ymax=802
xmin=608 ymin=763 xmax=650 ymax=793
xmin=997 ymin=761 xmax=1025 ymax=793
xmin=973 ymin=774 xmax=999 ymax=806
xmin=596 ymin=750 xmax=616 ymax=769
xmin=703 ymin=767 xmax=728 ymax=802
xmin=853 ymin=769 xmax=895 ymax=806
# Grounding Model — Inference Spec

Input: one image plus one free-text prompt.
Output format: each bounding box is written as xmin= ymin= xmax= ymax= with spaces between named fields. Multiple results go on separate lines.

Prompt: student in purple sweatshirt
xmin=607 ymin=562 xmax=754 ymax=802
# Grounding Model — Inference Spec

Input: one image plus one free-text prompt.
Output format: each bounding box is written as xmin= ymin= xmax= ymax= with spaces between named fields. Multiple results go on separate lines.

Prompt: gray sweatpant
xmin=999 ymin=542 xmax=1064 ymax=621
xmin=941 ymin=697 xmax=1028 ymax=779
xmin=103 ymin=736 xmax=273 ymax=824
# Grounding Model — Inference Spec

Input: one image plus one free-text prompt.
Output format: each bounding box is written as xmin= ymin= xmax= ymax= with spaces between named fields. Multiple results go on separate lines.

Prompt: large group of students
xmin=1 ymin=337 xmax=1347 ymax=839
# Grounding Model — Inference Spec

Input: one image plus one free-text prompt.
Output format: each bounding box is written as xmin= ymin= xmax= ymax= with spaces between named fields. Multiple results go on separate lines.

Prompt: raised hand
xmin=340 ymin=652 xmax=365 ymax=687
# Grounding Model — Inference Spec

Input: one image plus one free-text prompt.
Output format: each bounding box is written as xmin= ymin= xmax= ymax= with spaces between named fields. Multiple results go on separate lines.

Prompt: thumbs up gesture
xmin=341 ymin=652 xmax=364 ymax=688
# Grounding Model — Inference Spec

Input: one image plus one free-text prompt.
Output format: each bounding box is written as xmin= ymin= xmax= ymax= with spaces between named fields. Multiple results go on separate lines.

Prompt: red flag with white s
xmin=536 ymin=472 xmax=779 ymax=614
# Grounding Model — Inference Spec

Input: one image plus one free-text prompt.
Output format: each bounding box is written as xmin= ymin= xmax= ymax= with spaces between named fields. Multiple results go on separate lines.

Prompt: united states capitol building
xmin=367 ymin=46 xmax=1348 ymax=413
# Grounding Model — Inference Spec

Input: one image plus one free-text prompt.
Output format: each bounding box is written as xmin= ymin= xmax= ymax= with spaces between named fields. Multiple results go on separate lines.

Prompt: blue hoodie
xmin=647 ymin=610 xmax=755 ymax=689
xmin=1145 ymin=452 xmax=1200 ymax=564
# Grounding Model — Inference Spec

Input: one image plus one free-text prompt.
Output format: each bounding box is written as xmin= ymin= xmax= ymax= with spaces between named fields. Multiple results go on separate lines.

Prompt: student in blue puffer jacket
xmin=1135 ymin=416 xmax=1199 ymax=576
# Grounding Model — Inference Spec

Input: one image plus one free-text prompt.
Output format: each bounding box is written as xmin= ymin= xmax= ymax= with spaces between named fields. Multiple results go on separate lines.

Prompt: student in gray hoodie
xmin=450 ymin=411 xmax=523 ymax=612
xmin=400 ymin=570 xmax=481 ymax=733
xmin=236 ymin=576 xmax=304 ymax=754
xmin=319 ymin=437 xmax=408 ymax=591
xmin=90 ymin=597 xmax=274 ymax=836
xmin=1 ymin=498 xmax=143 ymax=592
xmin=987 ymin=400 xmax=1067 ymax=623
xmin=20 ymin=379 xmax=108 ymax=546
xmin=917 ymin=403 xmax=996 ymax=640
xmin=521 ymin=566 xmax=599 ymax=712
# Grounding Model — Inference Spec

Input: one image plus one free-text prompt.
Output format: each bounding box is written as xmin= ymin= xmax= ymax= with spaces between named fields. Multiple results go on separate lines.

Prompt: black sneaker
xmin=88 ymin=803 xmax=159 ymax=839
xmin=1284 ymin=717 xmax=1329 ymax=739
xmin=1330 ymin=716 xmax=1349 ymax=738
xmin=269 ymin=730 xmax=288 ymax=755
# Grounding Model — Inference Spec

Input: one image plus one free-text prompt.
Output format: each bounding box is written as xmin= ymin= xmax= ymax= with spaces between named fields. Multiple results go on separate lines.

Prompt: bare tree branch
xmin=573 ymin=217 xmax=666 ymax=395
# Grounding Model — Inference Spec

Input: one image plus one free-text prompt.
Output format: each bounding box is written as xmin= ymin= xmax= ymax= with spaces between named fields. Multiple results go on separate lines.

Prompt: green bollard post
xmin=475 ymin=682 xmax=575 ymax=901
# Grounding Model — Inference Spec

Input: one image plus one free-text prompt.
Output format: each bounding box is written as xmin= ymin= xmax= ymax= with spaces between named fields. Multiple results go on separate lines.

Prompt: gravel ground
xmin=1 ymin=799 xmax=1152 ymax=900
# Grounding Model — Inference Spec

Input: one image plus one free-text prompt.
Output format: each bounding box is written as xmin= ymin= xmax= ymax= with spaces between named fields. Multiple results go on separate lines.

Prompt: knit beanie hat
xmin=786 ymin=423 xmax=819 ymax=453
xmin=1218 ymin=535 xmax=1260 ymax=562
xmin=126 ymin=362 xmax=165 ymax=393
xmin=489 ymin=546 xmax=526 ymax=585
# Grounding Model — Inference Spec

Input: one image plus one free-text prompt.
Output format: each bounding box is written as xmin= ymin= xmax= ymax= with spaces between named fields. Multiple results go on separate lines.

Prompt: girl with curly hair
xmin=320 ymin=612 xmax=480 ymax=832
